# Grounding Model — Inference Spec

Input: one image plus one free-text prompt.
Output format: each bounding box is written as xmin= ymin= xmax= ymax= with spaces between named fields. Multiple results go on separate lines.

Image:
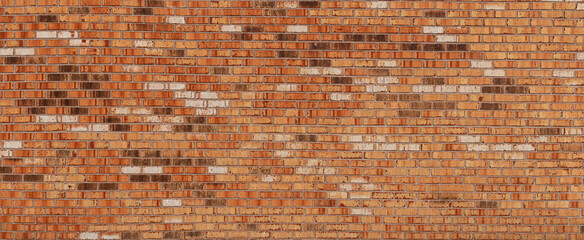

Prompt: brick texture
xmin=1 ymin=0 xmax=584 ymax=239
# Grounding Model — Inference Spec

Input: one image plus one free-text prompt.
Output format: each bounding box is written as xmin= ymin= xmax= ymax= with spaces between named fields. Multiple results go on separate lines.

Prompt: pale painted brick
xmin=3 ymin=141 xmax=22 ymax=149
xmin=14 ymin=48 xmax=34 ymax=55
xmin=471 ymin=60 xmax=493 ymax=68
xmin=276 ymin=84 xmax=298 ymax=91
xmin=484 ymin=69 xmax=506 ymax=77
xmin=579 ymin=3 xmax=584 ymax=10
xmin=90 ymin=124 xmax=109 ymax=132
xmin=208 ymin=166 xmax=228 ymax=174
xmin=286 ymin=25 xmax=308 ymax=33
xmin=300 ymin=67 xmax=321 ymax=75
xmin=328 ymin=192 xmax=348 ymax=199
xmin=378 ymin=143 xmax=397 ymax=151
xmin=121 ymin=167 xmax=141 ymax=174
xmin=207 ymin=100 xmax=229 ymax=108
xmin=367 ymin=1 xmax=388 ymax=8
xmin=436 ymin=35 xmax=457 ymax=42
xmin=330 ymin=93 xmax=351 ymax=101
xmin=0 ymin=150 xmax=12 ymax=157
xmin=423 ymin=26 xmax=444 ymax=34
xmin=262 ymin=175 xmax=276 ymax=182
xmin=377 ymin=60 xmax=397 ymax=67
xmin=60 ymin=116 xmax=79 ymax=123
xmin=553 ymin=70 xmax=574 ymax=78
xmin=58 ymin=31 xmax=78 ymax=38
xmin=0 ymin=48 xmax=14 ymax=56
xmin=166 ymin=16 xmax=185 ymax=24
xmin=143 ymin=167 xmax=163 ymax=174
xmin=153 ymin=124 xmax=172 ymax=132
xmin=354 ymin=77 xmax=376 ymax=84
xmin=492 ymin=144 xmax=513 ymax=151
xmin=101 ymin=234 xmax=120 ymax=240
xmin=323 ymin=68 xmax=342 ymax=75
xmin=468 ymin=144 xmax=489 ymax=151
xmin=164 ymin=217 xmax=183 ymax=223
xmin=340 ymin=184 xmax=353 ymax=191
xmin=377 ymin=77 xmax=399 ymax=84
xmin=362 ymin=184 xmax=380 ymax=191
xmin=69 ymin=39 xmax=90 ymax=47
xmin=459 ymin=136 xmax=480 ymax=143
xmin=123 ymin=65 xmax=141 ymax=73
xmin=79 ymin=232 xmax=98 ymax=240
xmin=353 ymin=143 xmax=374 ymax=151
xmin=563 ymin=128 xmax=583 ymax=135
xmin=147 ymin=83 xmax=165 ymax=90
xmin=111 ymin=107 xmax=130 ymax=114
xmin=37 ymin=31 xmax=57 ymax=38
xmin=134 ymin=40 xmax=153 ymax=48
xmin=528 ymin=136 xmax=548 ymax=143
xmin=144 ymin=116 xmax=161 ymax=123
xmin=162 ymin=199 xmax=182 ymax=207
xmin=296 ymin=167 xmax=314 ymax=174
xmin=69 ymin=125 xmax=88 ymax=131
xmin=399 ymin=144 xmax=421 ymax=151
xmin=517 ymin=144 xmax=535 ymax=151
xmin=196 ymin=108 xmax=216 ymax=115
xmin=274 ymin=150 xmax=291 ymax=158
xmin=221 ymin=25 xmax=242 ymax=32
xmin=274 ymin=134 xmax=293 ymax=141
xmin=38 ymin=115 xmax=58 ymax=123
xmin=175 ymin=91 xmax=195 ymax=98
xmin=565 ymin=79 xmax=584 ymax=85
xmin=351 ymin=192 xmax=372 ymax=199
xmin=341 ymin=135 xmax=362 ymax=142
xmin=318 ymin=167 xmax=336 ymax=175
xmin=168 ymin=83 xmax=186 ymax=90
xmin=351 ymin=208 xmax=372 ymax=215
xmin=504 ymin=153 xmax=525 ymax=160
xmin=412 ymin=85 xmax=434 ymax=93
xmin=577 ymin=53 xmax=584 ymax=60
xmin=306 ymin=159 xmax=323 ymax=167
xmin=131 ymin=108 xmax=151 ymax=115
xmin=434 ymin=85 xmax=457 ymax=93
xmin=252 ymin=134 xmax=269 ymax=141
xmin=350 ymin=177 xmax=368 ymax=183
xmin=365 ymin=85 xmax=387 ymax=92
xmin=185 ymin=100 xmax=207 ymax=107
xmin=484 ymin=3 xmax=505 ymax=10
xmin=198 ymin=92 xmax=219 ymax=99
xmin=458 ymin=86 xmax=481 ymax=93
xmin=283 ymin=2 xmax=298 ymax=8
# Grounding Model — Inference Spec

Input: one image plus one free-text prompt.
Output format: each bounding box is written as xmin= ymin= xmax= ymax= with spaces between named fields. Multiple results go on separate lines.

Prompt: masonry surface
xmin=0 ymin=0 xmax=584 ymax=239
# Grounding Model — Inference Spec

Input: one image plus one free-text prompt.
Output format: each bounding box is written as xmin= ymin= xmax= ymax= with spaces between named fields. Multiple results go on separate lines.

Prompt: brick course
xmin=1 ymin=0 xmax=584 ymax=239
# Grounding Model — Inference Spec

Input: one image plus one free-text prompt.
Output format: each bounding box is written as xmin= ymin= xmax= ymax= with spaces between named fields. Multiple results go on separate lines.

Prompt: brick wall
xmin=1 ymin=0 xmax=584 ymax=239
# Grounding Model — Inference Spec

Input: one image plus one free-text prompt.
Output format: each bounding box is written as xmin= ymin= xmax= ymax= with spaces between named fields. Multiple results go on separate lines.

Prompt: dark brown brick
xmin=152 ymin=159 xmax=170 ymax=166
xmin=185 ymin=117 xmax=206 ymax=124
xmin=133 ymin=159 xmax=151 ymax=166
xmin=163 ymin=232 xmax=183 ymax=239
xmin=196 ymin=125 xmax=216 ymax=132
xmin=184 ymin=232 xmax=203 ymax=238
xmin=92 ymin=74 xmax=110 ymax=81
xmin=424 ymin=44 xmax=445 ymax=51
xmin=401 ymin=44 xmax=420 ymax=51
xmin=411 ymin=102 xmax=432 ymax=109
xmin=244 ymin=26 xmax=263 ymax=32
xmin=477 ymin=201 xmax=498 ymax=208
xmin=265 ymin=9 xmax=286 ymax=16
xmin=482 ymin=86 xmax=504 ymax=93
xmin=433 ymin=102 xmax=456 ymax=109
xmin=331 ymin=77 xmax=352 ymax=84
xmin=143 ymin=150 xmax=161 ymax=158
xmin=80 ymin=82 xmax=100 ymax=89
xmin=5 ymin=57 xmax=23 ymax=64
xmin=47 ymin=74 xmax=67 ymax=81
xmin=278 ymin=51 xmax=298 ymax=58
xmin=505 ymin=86 xmax=529 ymax=94
xmin=232 ymin=33 xmax=252 ymax=41
xmin=194 ymin=191 xmax=215 ymax=198
xmin=49 ymin=91 xmax=68 ymax=98
xmin=305 ymin=224 xmax=325 ymax=231
xmin=254 ymin=1 xmax=275 ymax=7
xmin=102 ymin=116 xmax=121 ymax=123
xmin=173 ymin=125 xmax=194 ymax=132
xmin=370 ymin=69 xmax=389 ymax=76
xmin=151 ymin=175 xmax=171 ymax=182
xmin=153 ymin=108 xmax=173 ymax=115
xmin=0 ymin=167 xmax=12 ymax=174
xmin=71 ymin=74 xmax=88 ymax=81
xmin=399 ymin=94 xmax=420 ymax=101
xmin=296 ymin=135 xmax=317 ymax=142
xmin=184 ymin=183 xmax=204 ymax=190
xmin=133 ymin=8 xmax=153 ymax=15
xmin=233 ymin=84 xmax=251 ymax=91
xmin=3 ymin=175 xmax=22 ymax=182
xmin=538 ymin=128 xmax=561 ymax=135
xmin=28 ymin=107 xmax=45 ymax=114
xmin=425 ymin=11 xmax=446 ymax=17
xmin=172 ymin=159 xmax=192 ymax=166
xmin=69 ymin=7 xmax=90 ymax=14
xmin=38 ymin=99 xmax=56 ymax=106
xmin=130 ymin=175 xmax=150 ymax=182
xmin=309 ymin=43 xmax=330 ymax=50
xmin=58 ymin=65 xmax=79 ymax=72
xmin=145 ymin=0 xmax=164 ymax=7
xmin=99 ymin=183 xmax=118 ymax=190
xmin=344 ymin=34 xmax=364 ymax=41
xmin=310 ymin=60 xmax=331 ymax=67
xmin=56 ymin=150 xmax=72 ymax=157
xmin=38 ymin=15 xmax=57 ymax=22
xmin=276 ymin=34 xmax=297 ymax=41
xmin=26 ymin=57 xmax=45 ymax=64
xmin=134 ymin=23 xmax=153 ymax=31
xmin=121 ymin=232 xmax=141 ymax=239
xmin=194 ymin=158 xmax=216 ymax=166
xmin=211 ymin=67 xmax=229 ymax=74
xmin=422 ymin=78 xmax=445 ymax=85
xmin=77 ymin=183 xmax=98 ymax=190
xmin=204 ymin=199 xmax=226 ymax=206
xmin=299 ymin=1 xmax=320 ymax=8
xmin=167 ymin=50 xmax=185 ymax=57
xmin=367 ymin=35 xmax=388 ymax=42
xmin=59 ymin=99 xmax=78 ymax=106
xmin=70 ymin=107 xmax=88 ymax=115
xmin=447 ymin=44 xmax=468 ymax=51
xmin=493 ymin=78 xmax=514 ymax=85
xmin=332 ymin=43 xmax=352 ymax=50
xmin=121 ymin=150 xmax=140 ymax=157
xmin=112 ymin=124 xmax=130 ymax=132
xmin=399 ymin=110 xmax=421 ymax=118
xmin=375 ymin=94 xmax=397 ymax=101
xmin=17 ymin=99 xmax=35 ymax=106
xmin=480 ymin=103 xmax=502 ymax=110
xmin=238 ymin=224 xmax=258 ymax=230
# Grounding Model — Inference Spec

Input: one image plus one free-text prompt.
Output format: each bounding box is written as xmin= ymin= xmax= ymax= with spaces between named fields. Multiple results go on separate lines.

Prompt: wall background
xmin=1 ymin=0 xmax=584 ymax=239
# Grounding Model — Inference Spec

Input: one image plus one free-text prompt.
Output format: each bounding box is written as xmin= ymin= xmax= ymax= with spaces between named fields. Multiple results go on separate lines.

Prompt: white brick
xmin=340 ymin=184 xmax=353 ymax=191
xmin=168 ymin=83 xmax=186 ymax=90
xmin=131 ymin=108 xmax=151 ymax=115
xmin=367 ymin=1 xmax=388 ymax=8
xmin=252 ymin=134 xmax=269 ymax=141
xmin=153 ymin=124 xmax=172 ymax=132
xmin=353 ymin=143 xmax=374 ymax=151
xmin=341 ymin=135 xmax=362 ymax=142
xmin=185 ymin=100 xmax=206 ymax=107
xmin=378 ymin=143 xmax=397 ymax=151
xmin=330 ymin=93 xmax=351 ymax=101
xmin=362 ymin=184 xmax=380 ymax=191
xmin=3 ymin=141 xmax=22 ymax=149
xmin=121 ymin=167 xmax=141 ymax=174
xmin=563 ymin=128 xmax=583 ymax=135
xmin=434 ymin=85 xmax=457 ymax=93
xmin=38 ymin=115 xmax=58 ymax=123
xmin=323 ymin=68 xmax=342 ymax=75
xmin=14 ymin=48 xmax=34 ymax=55
xmin=365 ymin=85 xmax=387 ymax=92
xmin=286 ymin=25 xmax=308 ymax=33
xmin=517 ymin=144 xmax=535 ymax=151
xmin=69 ymin=39 xmax=90 ymax=47
xmin=207 ymin=100 xmax=229 ymax=108
xmin=101 ymin=234 xmax=120 ymax=240
xmin=553 ymin=70 xmax=574 ymax=78
xmin=579 ymin=3 xmax=584 ymax=10
xmin=274 ymin=150 xmax=291 ymax=158
xmin=577 ymin=53 xmax=584 ymax=60
xmin=166 ymin=16 xmax=185 ymax=24
xmin=296 ymin=167 xmax=313 ymax=174
xmin=147 ymin=83 xmax=165 ymax=90
xmin=351 ymin=177 xmax=368 ymax=183
xmin=37 ymin=31 xmax=57 ymax=38
xmin=300 ymin=67 xmax=321 ymax=75
xmin=458 ymin=86 xmax=481 ymax=93
xmin=0 ymin=150 xmax=12 ymax=157
xmin=436 ymin=35 xmax=457 ymax=42
xmin=274 ymin=134 xmax=293 ymax=141
xmin=354 ymin=77 xmax=376 ymax=84
xmin=459 ymin=136 xmax=480 ymax=143
xmin=328 ymin=192 xmax=348 ymax=199
xmin=198 ymin=92 xmax=219 ymax=99
xmin=60 ymin=116 xmax=78 ymax=123
xmin=123 ymin=65 xmax=141 ymax=73
xmin=196 ymin=108 xmax=216 ymax=115
xmin=528 ymin=136 xmax=548 ymax=143
xmin=306 ymin=159 xmax=323 ymax=166
xmin=468 ymin=144 xmax=489 ymax=151
xmin=471 ymin=60 xmax=493 ymax=68
xmin=90 ymin=124 xmax=109 ymax=132
xmin=79 ymin=232 xmax=98 ymax=240
xmin=351 ymin=208 xmax=372 ymax=215
xmin=484 ymin=69 xmax=506 ymax=77
xmin=377 ymin=60 xmax=397 ymax=67
xmin=175 ymin=91 xmax=195 ymax=98
xmin=377 ymin=77 xmax=399 ymax=84
xmin=399 ymin=144 xmax=421 ymax=151
xmin=143 ymin=167 xmax=162 ymax=174
xmin=484 ymin=3 xmax=505 ymax=10
xmin=423 ymin=26 xmax=444 ymax=34
xmin=565 ymin=79 xmax=584 ymax=85
xmin=164 ymin=217 xmax=183 ymax=223
xmin=412 ymin=85 xmax=433 ymax=92
xmin=351 ymin=192 xmax=372 ymax=199
xmin=144 ymin=116 xmax=162 ymax=123
xmin=111 ymin=107 xmax=130 ymax=114
xmin=0 ymin=48 xmax=14 ymax=56
xmin=276 ymin=84 xmax=297 ymax=92
xmin=262 ymin=175 xmax=276 ymax=182
xmin=134 ymin=40 xmax=153 ymax=48
xmin=492 ymin=144 xmax=513 ymax=151
xmin=283 ymin=2 xmax=298 ymax=8
xmin=318 ymin=167 xmax=336 ymax=175
xmin=208 ymin=166 xmax=228 ymax=174
xmin=162 ymin=199 xmax=182 ymax=207
xmin=505 ymin=153 xmax=525 ymax=160
xmin=69 ymin=125 xmax=88 ymax=131
xmin=221 ymin=25 xmax=242 ymax=32
xmin=58 ymin=31 xmax=78 ymax=38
